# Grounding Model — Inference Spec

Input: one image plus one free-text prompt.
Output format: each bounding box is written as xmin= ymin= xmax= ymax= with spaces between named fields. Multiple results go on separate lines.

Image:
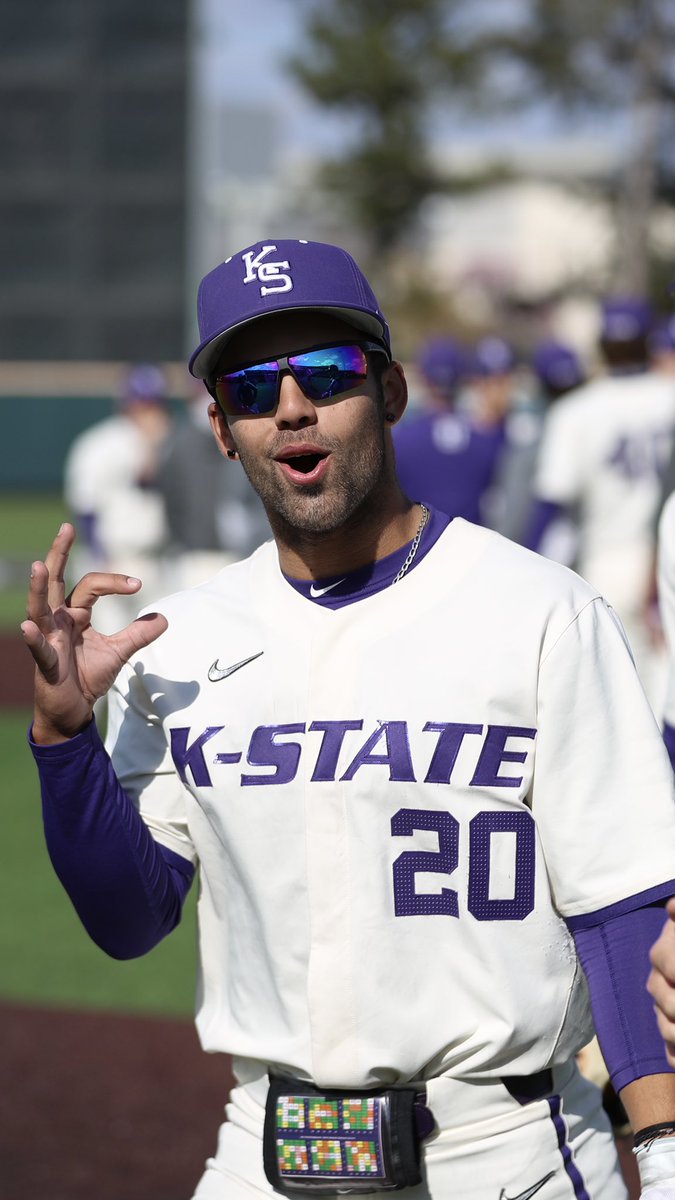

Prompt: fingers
xmin=20 ymin=617 xmax=59 ymax=677
xmin=26 ymin=559 xmax=57 ymax=634
xmin=110 ymin=612 xmax=169 ymax=662
xmin=647 ymin=908 xmax=675 ymax=1063
xmin=44 ymin=523 xmax=76 ymax=611
xmin=66 ymin=573 xmax=142 ymax=611
xmin=651 ymin=994 xmax=675 ymax=1067
xmin=649 ymin=910 xmax=675 ymax=984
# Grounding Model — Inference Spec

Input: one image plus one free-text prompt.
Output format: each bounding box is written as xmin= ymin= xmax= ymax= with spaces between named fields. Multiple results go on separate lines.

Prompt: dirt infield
xmin=1 ymin=1002 xmax=234 ymax=1200
xmin=0 ymin=631 xmax=34 ymax=708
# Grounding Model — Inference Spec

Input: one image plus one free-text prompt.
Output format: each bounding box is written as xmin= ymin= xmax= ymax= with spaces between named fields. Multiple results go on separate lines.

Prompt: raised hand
xmin=21 ymin=523 xmax=168 ymax=744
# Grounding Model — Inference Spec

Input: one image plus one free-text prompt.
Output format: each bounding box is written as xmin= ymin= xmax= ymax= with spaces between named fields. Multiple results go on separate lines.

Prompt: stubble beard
xmin=234 ymin=415 xmax=388 ymax=537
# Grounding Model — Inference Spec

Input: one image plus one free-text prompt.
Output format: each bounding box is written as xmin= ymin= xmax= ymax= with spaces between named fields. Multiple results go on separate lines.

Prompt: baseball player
xmin=63 ymin=363 xmax=172 ymax=634
xmin=23 ymin=239 xmax=675 ymax=1200
xmin=393 ymin=337 xmax=507 ymax=528
xmin=526 ymin=298 xmax=675 ymax=708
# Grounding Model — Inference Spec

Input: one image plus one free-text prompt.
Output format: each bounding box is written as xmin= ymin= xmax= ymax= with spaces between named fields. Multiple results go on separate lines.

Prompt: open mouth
xmin=274 ymin=445 xmax=330 ymax=485
xmin=286 ymin=453 xmax=323 ymax=474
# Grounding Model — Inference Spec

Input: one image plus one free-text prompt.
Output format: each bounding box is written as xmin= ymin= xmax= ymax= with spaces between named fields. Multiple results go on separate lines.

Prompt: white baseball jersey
xmin=64 ymin=415 xmax=167 ymax=558
xmin=106 ymin=519 xmax=675 ymax=1091
xmin=533 ymin=371 xmax=675 ymax=617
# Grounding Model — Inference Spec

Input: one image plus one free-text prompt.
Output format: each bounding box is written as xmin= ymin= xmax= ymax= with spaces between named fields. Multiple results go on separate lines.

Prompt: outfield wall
xmin=0 ymin=363 xmax=188 ymax=490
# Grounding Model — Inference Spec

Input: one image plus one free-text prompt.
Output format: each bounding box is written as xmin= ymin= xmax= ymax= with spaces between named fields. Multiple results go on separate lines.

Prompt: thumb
xmin=111 ymin=612 xmax=169 ymax=664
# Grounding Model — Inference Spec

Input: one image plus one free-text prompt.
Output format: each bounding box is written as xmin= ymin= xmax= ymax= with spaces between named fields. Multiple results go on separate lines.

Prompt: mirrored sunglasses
xmin=214 ymin=341 xmax=389 ymax=416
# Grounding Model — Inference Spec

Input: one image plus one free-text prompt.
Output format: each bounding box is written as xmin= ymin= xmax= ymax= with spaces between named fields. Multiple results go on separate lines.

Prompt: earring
xmin=385 ymin=413 xmax=396 ymax=423
xmin=227 ymin=450 xmax=237 ymax=459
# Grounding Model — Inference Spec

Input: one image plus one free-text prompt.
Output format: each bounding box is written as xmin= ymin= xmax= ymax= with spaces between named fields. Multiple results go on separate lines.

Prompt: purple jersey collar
xmin=283 ymin=507 xmax=451 ymax=608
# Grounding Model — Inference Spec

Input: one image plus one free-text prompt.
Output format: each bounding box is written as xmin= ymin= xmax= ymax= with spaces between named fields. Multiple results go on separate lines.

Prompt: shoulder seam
xmin=540 ymin=594 xmax=602 ymax=668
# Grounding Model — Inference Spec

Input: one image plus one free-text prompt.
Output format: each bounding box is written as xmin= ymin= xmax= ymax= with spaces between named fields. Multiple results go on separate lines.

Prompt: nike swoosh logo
xmin=309 ymin=578 xmax=346 ymax=598
xmin=208 ymin=651 xmax=264 ymax=682
xmin=499 ymin=1172 xmax=555 ymax=1200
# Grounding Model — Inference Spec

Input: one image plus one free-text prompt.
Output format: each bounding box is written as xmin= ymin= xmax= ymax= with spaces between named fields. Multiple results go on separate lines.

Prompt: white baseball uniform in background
xmin=105 ymin=518 xmax=675 ymax=1198
xmin=533 ymin=371 xmax=675 ymax=708
xmin=64 ymin=413 xmax=169 ymax=633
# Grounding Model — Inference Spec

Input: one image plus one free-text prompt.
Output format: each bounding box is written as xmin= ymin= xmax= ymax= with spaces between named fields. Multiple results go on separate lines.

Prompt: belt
xmin=502 ymin=1069 xmax=554 ymax=1106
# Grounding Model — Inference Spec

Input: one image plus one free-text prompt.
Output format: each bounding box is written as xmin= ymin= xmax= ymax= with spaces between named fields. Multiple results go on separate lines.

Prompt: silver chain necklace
xmin=392 ymin=504 xmax=430 ymax=585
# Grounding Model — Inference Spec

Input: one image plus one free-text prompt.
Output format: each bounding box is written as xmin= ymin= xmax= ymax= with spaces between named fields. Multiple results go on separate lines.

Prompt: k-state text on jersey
xmin=170 ymin=719 xmax=537 ymax=789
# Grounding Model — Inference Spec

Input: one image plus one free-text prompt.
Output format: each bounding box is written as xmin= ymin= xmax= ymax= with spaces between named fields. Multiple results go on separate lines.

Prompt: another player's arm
xmin=573 ymin=900 xmax=675 ymax=1197
xmin=649 ymin=899 xmax=675 ymax=1069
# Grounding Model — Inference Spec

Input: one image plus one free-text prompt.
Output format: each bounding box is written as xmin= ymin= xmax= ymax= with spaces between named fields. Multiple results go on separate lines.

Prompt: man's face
xmin=209 ymin=312 xmax=396 ymax=536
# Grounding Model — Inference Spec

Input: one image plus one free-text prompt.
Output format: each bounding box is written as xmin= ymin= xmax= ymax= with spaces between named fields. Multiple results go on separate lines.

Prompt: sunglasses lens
xmin=215 ymin=345 xmax=375 ymax=415
xmin=290 ymin=345 xmax=369 ymax=401
xmin=215 ymin=363 xmax=279 ymax=415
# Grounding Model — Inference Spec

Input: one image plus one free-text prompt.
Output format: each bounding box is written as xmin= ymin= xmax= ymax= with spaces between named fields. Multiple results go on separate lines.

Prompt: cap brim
xmin=189 ymin=305 xmax=389 ymax=379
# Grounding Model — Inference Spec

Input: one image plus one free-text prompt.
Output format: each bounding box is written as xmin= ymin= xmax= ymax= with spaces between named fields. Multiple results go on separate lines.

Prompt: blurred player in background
xmin=526 ymin=297 xmax=675 ymax=708
xmin=156 ymin=376 xmax=271 ymax=590
xmin=462 ymin=335 xmax=542 ymax=545
xmin=63 ymin=363 xmax=172 ymax=634
xmin=531 ymin=339 xmax=587 ymax=406
xmin=522 ymin=338 xmax=588 ymax=566
xmin=650 ymin=317 xmax=675 ymax=380
xmin=393 ymin=335 xmax=507 ymax=526
xmin=23 ymin=240 xmax=675 ymax=1200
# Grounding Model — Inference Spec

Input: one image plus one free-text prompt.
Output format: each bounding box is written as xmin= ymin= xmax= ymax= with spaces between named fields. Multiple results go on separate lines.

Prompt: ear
xmin=382 ymin=360 xmax=408 ymax=427
xmin=208 ymin=401 xmax=238 ymax=460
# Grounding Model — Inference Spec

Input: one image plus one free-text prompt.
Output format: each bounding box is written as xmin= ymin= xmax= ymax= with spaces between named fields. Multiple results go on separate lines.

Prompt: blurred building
xmin=0 ymin=0 xmax=189 ymax=361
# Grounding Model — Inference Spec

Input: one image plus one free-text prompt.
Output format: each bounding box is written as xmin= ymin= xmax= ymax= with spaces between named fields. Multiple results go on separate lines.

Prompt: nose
xmin=274 ymin=371 xmax=318 ymax=429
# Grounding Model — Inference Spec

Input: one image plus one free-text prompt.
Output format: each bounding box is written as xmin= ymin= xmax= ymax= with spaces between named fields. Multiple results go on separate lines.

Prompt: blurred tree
xmin=287 ymin=0 xmax=457 ymax=254
xmin=458 ymin=0 xmax=675 ymax=295
xmin=290 ymin=0 xmax=675 ymax=293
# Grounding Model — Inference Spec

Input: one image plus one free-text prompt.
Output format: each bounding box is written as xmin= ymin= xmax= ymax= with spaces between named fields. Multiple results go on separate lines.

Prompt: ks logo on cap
xmin=242 ymin=245 xmax=293 ymax=297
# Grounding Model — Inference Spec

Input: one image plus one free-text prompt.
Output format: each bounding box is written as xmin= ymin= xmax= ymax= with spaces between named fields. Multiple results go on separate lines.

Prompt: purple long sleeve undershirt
xmin=570 ymin=904 xmax=674 ymax=1092
xmin=30 ymin=719 xmax=674 ymax=1089
xmin=30 ymin=718 xmax=193 ymax=960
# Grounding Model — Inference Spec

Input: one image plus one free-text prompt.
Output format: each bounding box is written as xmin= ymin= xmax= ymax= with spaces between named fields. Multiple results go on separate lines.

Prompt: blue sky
xmin=195 ymin=0 xmax=624 ymax=162
xmin=196 ymin=0 xmax=352 ymax=154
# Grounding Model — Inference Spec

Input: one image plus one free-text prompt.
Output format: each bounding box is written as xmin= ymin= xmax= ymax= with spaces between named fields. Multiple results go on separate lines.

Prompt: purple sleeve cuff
xmin=29 ymin=719 xmax=194 ymax=959
xmin=572 ymin=903 xmax=674 ymax=1093
xmin=565 ymin=881 xmax=675 ymax=931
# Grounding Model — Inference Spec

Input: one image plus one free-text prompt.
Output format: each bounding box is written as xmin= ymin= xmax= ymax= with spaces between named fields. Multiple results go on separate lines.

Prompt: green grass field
xmin=0 ymin=493 xmax=200 ymax=1015
xmin=0 ymin=492 xmax=68 ymax=629
xmin=0 ymin=709 xmax=198 ymax=1016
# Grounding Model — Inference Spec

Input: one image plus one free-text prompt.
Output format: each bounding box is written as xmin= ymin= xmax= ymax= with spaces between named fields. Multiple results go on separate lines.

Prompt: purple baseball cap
xmin=600 ymin=296 xmax=653 ymax=342
xmin=119 ymin=363 xmax=168 ymax=406
xmin=417 ymin=337 xmax=466 ymax=391
xmin=531 ymin=340 xmax=585 ymax=393
xmin=189 ymin=239 xmax=391 ymax=379
xmin=469 ymin=336 xmax=516 ymax=377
